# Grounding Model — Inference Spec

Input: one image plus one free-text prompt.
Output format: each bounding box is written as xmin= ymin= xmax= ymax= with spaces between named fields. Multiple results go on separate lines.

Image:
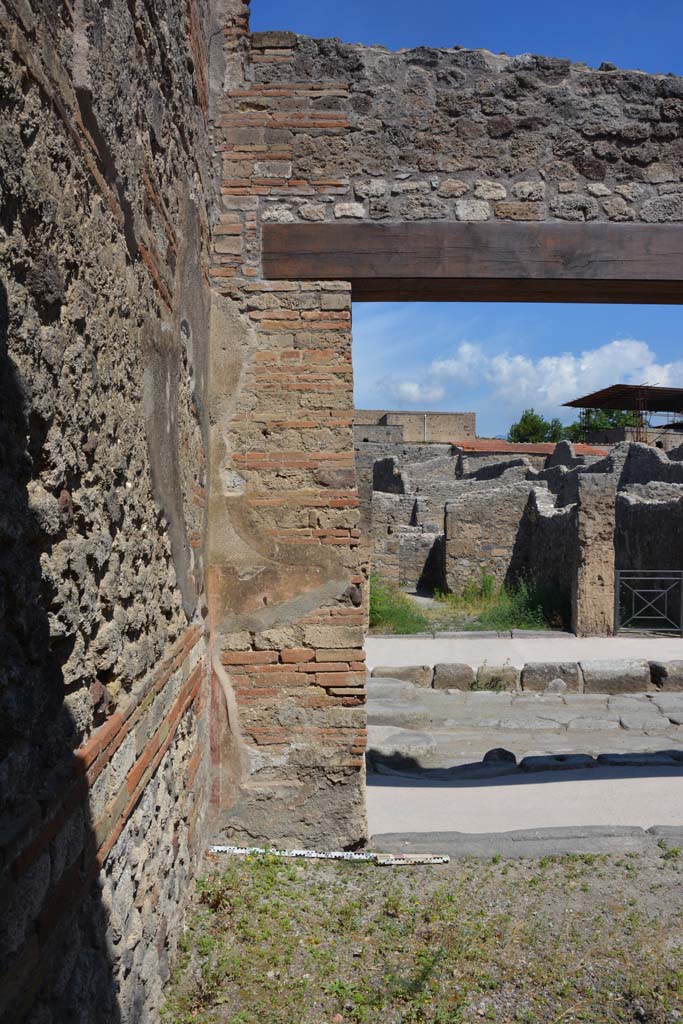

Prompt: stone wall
xmin=200 ymin=11 xmax=683 ymax=854
xmin=444 ymin=481 xmax=537 ymax=592
xmin=384 ymin=412 xmax=476 ymax=444
xmin=369 ymin=492 xmax=441 ymax=589
xmin=353 ymin=423 xmax=404 ymax=445
xmin=0 ymin=1 xmax=214 ymax=1019
xmin=233 ymin=34 xmax=683 ymax=228
xmin=355 ymin=410 xmax=475 ymax=444
xmin=616 ymin=489 xmax=683 ymax=570
xmin=588 ymin=426 xmax=683 ymax=452
xmin=508 ymin=488 xmax=578 ymax=628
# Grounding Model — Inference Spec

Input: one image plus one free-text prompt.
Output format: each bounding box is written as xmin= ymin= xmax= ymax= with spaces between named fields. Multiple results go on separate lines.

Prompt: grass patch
xmin=163 ymin=852 xmax=683 ymax=1024
xmin=369 ymin=576 xmax=430 ymax=634
xmin=431 ymin=574 xmax=567 ymax=632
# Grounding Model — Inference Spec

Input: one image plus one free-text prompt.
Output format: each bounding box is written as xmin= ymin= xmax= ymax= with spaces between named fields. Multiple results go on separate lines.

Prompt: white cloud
xmin=422 ymin=337 xmax=683 ymax=422
xmin=352 ymin=301 xmax=683 ymax=434
xmin=431 ymin=341 xmax=483 ymax=385
xmin=390 ymin=379 xmax=446 ymax=403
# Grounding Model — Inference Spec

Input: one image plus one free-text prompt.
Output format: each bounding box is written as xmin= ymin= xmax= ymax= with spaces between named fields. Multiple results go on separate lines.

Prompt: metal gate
xmin=615 ymin=570 xmax=683 ymax=636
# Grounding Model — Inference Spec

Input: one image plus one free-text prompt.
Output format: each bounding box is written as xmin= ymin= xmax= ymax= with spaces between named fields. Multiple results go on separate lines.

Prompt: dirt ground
xmin=163 ymin=845 xmax=683 ymax=1024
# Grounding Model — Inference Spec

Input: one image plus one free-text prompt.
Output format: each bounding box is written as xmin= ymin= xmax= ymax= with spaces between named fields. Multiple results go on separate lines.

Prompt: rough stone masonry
xmin=2 ymin=0 xmax=683 ymax=1020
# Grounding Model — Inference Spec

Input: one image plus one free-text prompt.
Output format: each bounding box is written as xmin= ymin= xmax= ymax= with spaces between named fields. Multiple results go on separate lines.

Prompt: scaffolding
xmin=564 ymin=384 xmax=683 ymax=446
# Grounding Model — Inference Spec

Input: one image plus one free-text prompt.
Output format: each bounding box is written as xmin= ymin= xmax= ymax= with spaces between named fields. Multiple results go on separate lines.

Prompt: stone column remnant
xmin=573 ymin=475 xmax=617 ymax=636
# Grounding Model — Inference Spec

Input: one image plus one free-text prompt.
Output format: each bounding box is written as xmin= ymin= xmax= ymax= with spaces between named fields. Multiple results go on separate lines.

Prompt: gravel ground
xmin=163 ymin=846 xmax=683 ymax=1024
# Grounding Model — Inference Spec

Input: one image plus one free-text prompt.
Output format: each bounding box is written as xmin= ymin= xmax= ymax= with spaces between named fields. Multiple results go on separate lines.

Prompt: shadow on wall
xmin=0 ymin=281 xmax=120 ymax=1023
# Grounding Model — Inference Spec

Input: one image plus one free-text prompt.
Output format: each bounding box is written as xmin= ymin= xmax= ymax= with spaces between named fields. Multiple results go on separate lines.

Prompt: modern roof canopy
xmin=563 ymin=384 xmax=683 ymax=415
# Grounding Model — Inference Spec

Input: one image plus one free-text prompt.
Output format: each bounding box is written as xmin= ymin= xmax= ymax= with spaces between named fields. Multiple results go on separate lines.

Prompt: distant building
xmin=354 ymin=409 xmax=476 ymax=444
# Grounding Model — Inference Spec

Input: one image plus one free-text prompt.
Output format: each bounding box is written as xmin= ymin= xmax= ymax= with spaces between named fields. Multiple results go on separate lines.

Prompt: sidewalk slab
xmin=366 ymin=635 xmax=683 ymax=672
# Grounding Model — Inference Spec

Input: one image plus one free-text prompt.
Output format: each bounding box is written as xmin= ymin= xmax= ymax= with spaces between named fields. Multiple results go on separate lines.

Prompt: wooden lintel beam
xmin=262 ymin=222 xmax=683 ymax=304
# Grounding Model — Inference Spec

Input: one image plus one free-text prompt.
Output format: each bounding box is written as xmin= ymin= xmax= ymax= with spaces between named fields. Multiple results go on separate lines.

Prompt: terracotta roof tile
xmin=455 ymin=439 xmax=609 ymax=457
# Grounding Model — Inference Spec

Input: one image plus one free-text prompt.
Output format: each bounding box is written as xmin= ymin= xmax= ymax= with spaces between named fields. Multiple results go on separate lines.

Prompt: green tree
xmin=546 ymin=417 xmax=564 ymax=443
xmin=566 ymin=408 xmax=639 ymax=442
xmin=508 ymin=408 xmax=567 ymax=444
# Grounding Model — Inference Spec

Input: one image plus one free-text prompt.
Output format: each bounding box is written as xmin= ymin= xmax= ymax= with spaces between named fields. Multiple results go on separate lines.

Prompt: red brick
xmin=316 ymin=672 xmax=365 ymax=687
xmin=297 ymin=661 xmax=349 ymax=673
xmin=281 ymin=648 xmax=315 ymax=663
xmin=315 ymin=648 xmax=364 ymax=662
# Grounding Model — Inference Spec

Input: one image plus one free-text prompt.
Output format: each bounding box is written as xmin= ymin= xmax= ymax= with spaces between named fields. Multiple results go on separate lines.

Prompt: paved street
xmin=368 ymin=771 xmax=683 ymax=835
xmin=367 ymin=676 xmax=683 ymax=840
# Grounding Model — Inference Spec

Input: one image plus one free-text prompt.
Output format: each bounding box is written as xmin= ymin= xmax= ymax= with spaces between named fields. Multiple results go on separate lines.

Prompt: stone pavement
xmin=366 ymin=633 xmax=683 ymax=671
xmin=366 ymin=676 xmax=683 ymax=844
xmin=368 ymin=677 xmax=683 ymax=769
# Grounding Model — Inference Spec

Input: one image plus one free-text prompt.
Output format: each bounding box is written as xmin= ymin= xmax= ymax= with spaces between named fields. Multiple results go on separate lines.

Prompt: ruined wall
xmin=355 ymin=441 xmax=453 ymax=602
xmin=572 ymin=475 xmax=617 ymax=636
xmin=616 ymin=488 xmax=683 ymax=569
xmin=0 ymin=1 xmax=214 ymax=1019
xmin=444 ymin=481 xmax=537 ymax=592
xmin=508 ymin=488 xmax=577 ymax=628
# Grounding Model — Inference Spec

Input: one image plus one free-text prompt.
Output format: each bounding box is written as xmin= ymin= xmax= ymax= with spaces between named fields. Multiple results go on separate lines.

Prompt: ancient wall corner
xmin=202 ymin=5 xmax=367 ymax=849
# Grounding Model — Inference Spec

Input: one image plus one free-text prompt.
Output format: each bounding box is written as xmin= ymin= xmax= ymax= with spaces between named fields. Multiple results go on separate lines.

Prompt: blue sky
xmin=352 ymin=303 xmax=683 ymax=437
xmin=251 ymin=0 xmax=683 ymax=76
xmin=252 ymin=1 xmax=683 ymax=437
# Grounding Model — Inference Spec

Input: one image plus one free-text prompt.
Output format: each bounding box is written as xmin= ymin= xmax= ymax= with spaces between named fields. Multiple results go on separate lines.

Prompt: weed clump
xmin=434 ymin=573 xmax=566 ymax=632
xmin=369 ymin=576 xmax=430 ymax=634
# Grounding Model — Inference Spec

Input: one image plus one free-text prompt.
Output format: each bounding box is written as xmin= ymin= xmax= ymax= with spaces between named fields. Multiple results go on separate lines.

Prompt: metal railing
xmin=615 ymin=570 xmax=683 ymax=636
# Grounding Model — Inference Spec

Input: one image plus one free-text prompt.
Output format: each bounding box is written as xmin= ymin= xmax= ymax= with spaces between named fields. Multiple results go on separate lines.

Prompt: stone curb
xmin=370 ymin=660 xmax=683 ymax=695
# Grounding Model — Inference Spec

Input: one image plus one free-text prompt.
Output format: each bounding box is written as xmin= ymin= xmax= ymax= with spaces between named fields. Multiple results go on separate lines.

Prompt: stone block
xmin=521 ymin=662 xmax=581 ymax=693
xmin=596 ymin=752 xmax=681 ymax=767
xmin=251 ymin=30 xmax=297 ymax=48
xmin=649 ymin=661 xmax=683 ymax=691
xmin=354 ymin=179 xmax=388 ymax=198
xmin=303 ymin=625 xmax=363 ymax=649
xmin=367 ymin=726 xmax=437 ymax=762
xmin=475 ymin=665 xmax=521 ymax=691
xmin=438 ymin=630 xmax=506 ymax=639
xmin=371 ymin=665 xmax=433 ymax=688
xmin=334 ymin=202 xmax=365 ymax=218
xmin=512 ymin=180 xmax=545 ymax=201
xmin=641 ymin=195 xmax=683 ymax=222
xmin=474 ymin=180 xmax=506 ymax=200
xmin=580 ymin=660 xmax=652 ymax=694
xmin=300 ymin=204 xmax=326 ymax=221
xmin=455 ymin=199 xmax=490 ymax=221
xmin=432 ymin=663 xmax=475 ymax=690
xmin=483 ymin=747 xmax=517 ymax=764
xmin=494 ymin=201 xmax=545 ymax=221
xmin=436 ymin=178 xmax=468 ymax=198
xmin=367 ymin=678 xmax=418 ymax=700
